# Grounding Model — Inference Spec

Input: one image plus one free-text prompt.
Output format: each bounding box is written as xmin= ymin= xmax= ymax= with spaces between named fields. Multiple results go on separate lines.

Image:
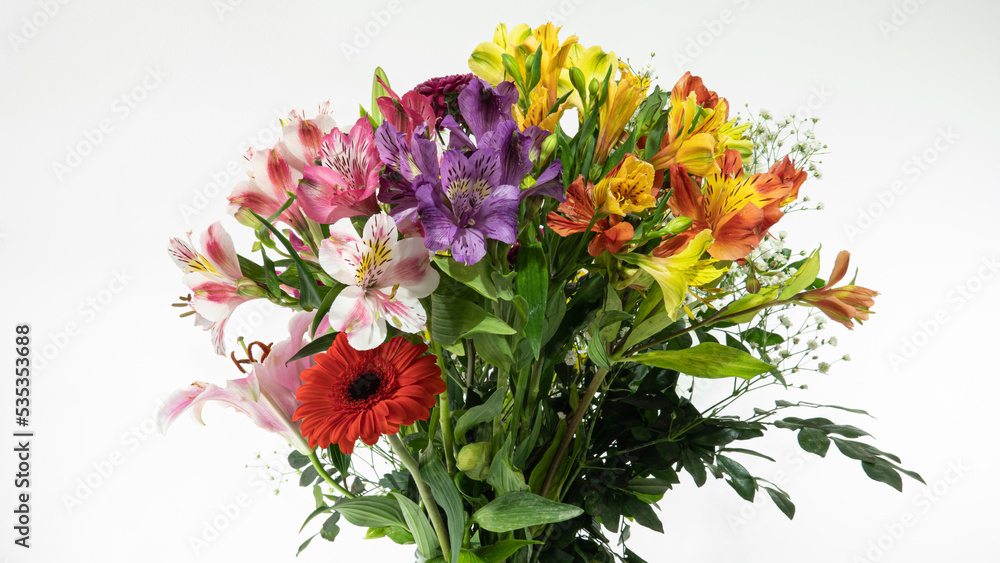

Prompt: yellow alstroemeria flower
xmin=630 ymin=229 xmax=726 ymax=319
xmin=532 ymin=22 xmax=579 ymax=107
xmin=513 ymin=85 xmax=564 ymax=132
xmin=594 ymin=154 xmax=656 ymax=216
xmin=468 ymin=23 xmax=534 ymax=86
xmin=594 ymin=66 xmax=649 ymax=164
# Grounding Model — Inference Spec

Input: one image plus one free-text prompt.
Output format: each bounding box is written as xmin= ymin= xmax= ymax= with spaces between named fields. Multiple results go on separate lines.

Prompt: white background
xmin=2 ymin=0 xmax=998 ymax=561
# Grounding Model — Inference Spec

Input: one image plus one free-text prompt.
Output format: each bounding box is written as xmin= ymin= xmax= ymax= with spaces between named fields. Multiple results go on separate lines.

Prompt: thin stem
xmin=432 ymin=343 xmax=456 ymax=474
xmin=465 ymin=339 xmax=476 ymax=393
xmin=387 ymin=434 xmax=451 ymax=563
xmin=307 ymin=449 xmax=355 ymax=499
xmin=539 ymin=367 xmax=609 ymax=498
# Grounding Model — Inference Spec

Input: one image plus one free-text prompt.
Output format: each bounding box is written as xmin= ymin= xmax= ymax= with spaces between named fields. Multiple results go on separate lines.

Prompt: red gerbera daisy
xmin=293 ymin=333 xmax=444 ymax=454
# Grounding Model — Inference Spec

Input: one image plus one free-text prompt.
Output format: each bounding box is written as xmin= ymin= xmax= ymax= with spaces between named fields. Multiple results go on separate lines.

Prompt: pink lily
xmin=158 ymin=311 xmax=323 ymax=454
xmin=168 ymin=222 xmax=253 ymax=355
xmin=297 ymin=117 xmax=382 ymax=224
xmin=319 ymin=212 xmax=439 ymax=350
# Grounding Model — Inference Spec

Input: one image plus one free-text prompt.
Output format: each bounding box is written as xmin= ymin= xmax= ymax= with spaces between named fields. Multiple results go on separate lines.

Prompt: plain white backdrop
xmin=2 ymin=0 xmax=998 ymax=561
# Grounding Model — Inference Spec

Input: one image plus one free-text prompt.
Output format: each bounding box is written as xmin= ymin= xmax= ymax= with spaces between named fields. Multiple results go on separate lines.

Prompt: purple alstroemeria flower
xmin=479 ymin=120 xmax=565 ymax=202
xmin=457 ymin=78 xmax=519 ymax=141
xmin=374 ymin=121 xmax=440 ymax=228
xmin=416 ymin=149 xmax=519 ymax=265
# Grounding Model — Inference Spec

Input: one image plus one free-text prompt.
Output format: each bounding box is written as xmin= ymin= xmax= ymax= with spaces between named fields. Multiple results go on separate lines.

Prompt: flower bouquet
xmin=161 ymin=22 xmax=921 ymax=563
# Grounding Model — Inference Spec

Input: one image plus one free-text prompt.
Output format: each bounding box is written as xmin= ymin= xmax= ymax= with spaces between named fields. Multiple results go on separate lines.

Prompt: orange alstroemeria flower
xmin=655 ymin=150 xmax=789 ymax=261
xmin=767 ymin=156 xmax=808 ymax=206
xmin=797 ymin=251 xmax=878 ymax=329
xmin=546 ymin=175 xmax=634 ymax=256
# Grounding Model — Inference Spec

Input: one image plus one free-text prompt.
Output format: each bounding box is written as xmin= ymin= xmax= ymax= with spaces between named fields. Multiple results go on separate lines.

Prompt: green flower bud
xmin=456 ymin=442 xmax=492 ymax=481
xmin=235 ymin=277 xmax=268 ymax=299
xmin=541 ymin=133 xmax=558 ymax=161
xmin=665 ymin=216 xmax=692 ymax=234
xmin=234 ymin=206 xmax=262 ymax=229
xmin=589 ymin=77 xmax=600 ymax=97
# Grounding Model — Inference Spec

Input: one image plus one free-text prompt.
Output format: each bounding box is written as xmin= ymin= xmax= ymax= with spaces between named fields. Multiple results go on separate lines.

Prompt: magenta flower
xmin=414 ymin=73 xmax=475 ymax=121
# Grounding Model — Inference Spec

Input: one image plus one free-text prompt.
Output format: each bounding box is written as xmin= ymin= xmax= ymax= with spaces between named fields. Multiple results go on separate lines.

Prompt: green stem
xmin=432 ymin=343 xmax=456 ymax=474
xmin=307 ymin=449 xmax=355 ymax=499
xmin=539 ymin=367 xmax=609 ymax=498
xmin=387 ymin=434 xmax=451 ymax=563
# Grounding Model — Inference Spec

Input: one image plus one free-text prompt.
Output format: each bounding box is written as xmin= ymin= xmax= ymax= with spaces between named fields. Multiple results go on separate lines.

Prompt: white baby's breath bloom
xmin=818 ymin=362 xmax=831 ymax=374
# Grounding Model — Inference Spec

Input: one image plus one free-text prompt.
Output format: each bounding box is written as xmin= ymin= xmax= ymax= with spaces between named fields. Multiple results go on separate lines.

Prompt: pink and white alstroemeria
xmin=158 ymin=311 xmax=322 ymax=454
xmin=297 ymin=116 xmax=381 ymax=224
xmin=228 ymin=106 xmax=337 ymax=235
xmin=168 ymin=222 xmax=252 ymax=355
xmin=319 ymin=213 xmax=439 ymax=351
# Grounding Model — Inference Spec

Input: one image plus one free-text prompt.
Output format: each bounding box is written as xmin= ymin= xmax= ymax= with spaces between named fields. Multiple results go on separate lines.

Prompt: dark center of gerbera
xmin=348 ymin=371 xmax=382 ymax=401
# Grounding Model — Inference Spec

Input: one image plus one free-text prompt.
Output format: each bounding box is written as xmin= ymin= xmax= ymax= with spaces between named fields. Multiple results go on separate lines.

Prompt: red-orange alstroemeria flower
xmin=797 ymin=251 xmax=878 ymax=329
xmin=546 ymin=175 xmax=634 ymax=256
xmin=655 ymin=150 xmax=789 ymax=261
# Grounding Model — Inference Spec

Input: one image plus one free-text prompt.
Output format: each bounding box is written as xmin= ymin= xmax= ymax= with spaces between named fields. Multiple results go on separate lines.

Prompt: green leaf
xmin=249 ymin=210 xmax=321 ymax=310
xmin=623 ymin=311 xmax=674 ymax=352
xmin=516 ymin=242 xmax=548 ymax=359
xmin=454 ymin=390 xmax=504 ymax=445
xmin=627 ymin=343 xmax=774 ymax=379
xmin=861 ymin=459 xmax=903 ymax=491
xmin=721 ymin=287 xmax=780 ymax=324
xmin=623 ymin=495 xmax=663 ymax=533
xmin=488 ymin=438 xmax=529 ymax=497
xmin=764 ymin=486 xmax=795 ymax=519
xmin=627 ymin=478 xmax=673 ymax=496
xmin=288 ymin=450 xmax=310 ymax=470
xmin=288 ymin=332 xmax=337 ymax=364
xmin=472 ymin=333 xmax=513 ymax=373
xmin=430 ymin=294 xmax=516 ymax=345
xmin=299 ymin=504 xmax=334 ymax=532
xmin=327 ymin=444 xmax=352 ymax=479
xmin=472 ymin=492 xmax=583 ymax=533
xmin=320 ymin=513 xmax=340 ymax=541
xmin=779 ymin=247 xmax=821 ymax=300
xmin=474 ymin=539 xmax=542 ymax=563
xmin=716 ymin=455 xmax=755 ymax=502
xmin=681 ymin=448 xmax=707 ymax=487
xmin=421 ymin=456 xmax=464 ymax=563
xmin=392 ymin=492 xmax=440 ymax=559
xmin=333 ymin=496 xmax=406 ymax=529
xmin=296 ymin=533 xmax=318 ymax=556
xmin=433 ymin=256 xmax=498 ymax=301
xmin=311 ymin=284 xmax=343 ymax=338
xmin=587 ymin=330 xmax=612 ymax=369
xmin=299 ymin=465 xmax=318 ymax=487
xmin=797 ymin=428 xmax=831 ymax=457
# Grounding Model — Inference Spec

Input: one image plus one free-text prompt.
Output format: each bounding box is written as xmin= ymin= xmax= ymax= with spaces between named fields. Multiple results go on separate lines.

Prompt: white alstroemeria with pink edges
xmin=167 ymin=221 xmax=252 ymax=355
xmin=319 ymin=212 xmax=438 ymax=351
xmin=158 ymin=311 xmax=322 ymax=454
xmin=227 ymin=104 xmax=336 ymax=235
